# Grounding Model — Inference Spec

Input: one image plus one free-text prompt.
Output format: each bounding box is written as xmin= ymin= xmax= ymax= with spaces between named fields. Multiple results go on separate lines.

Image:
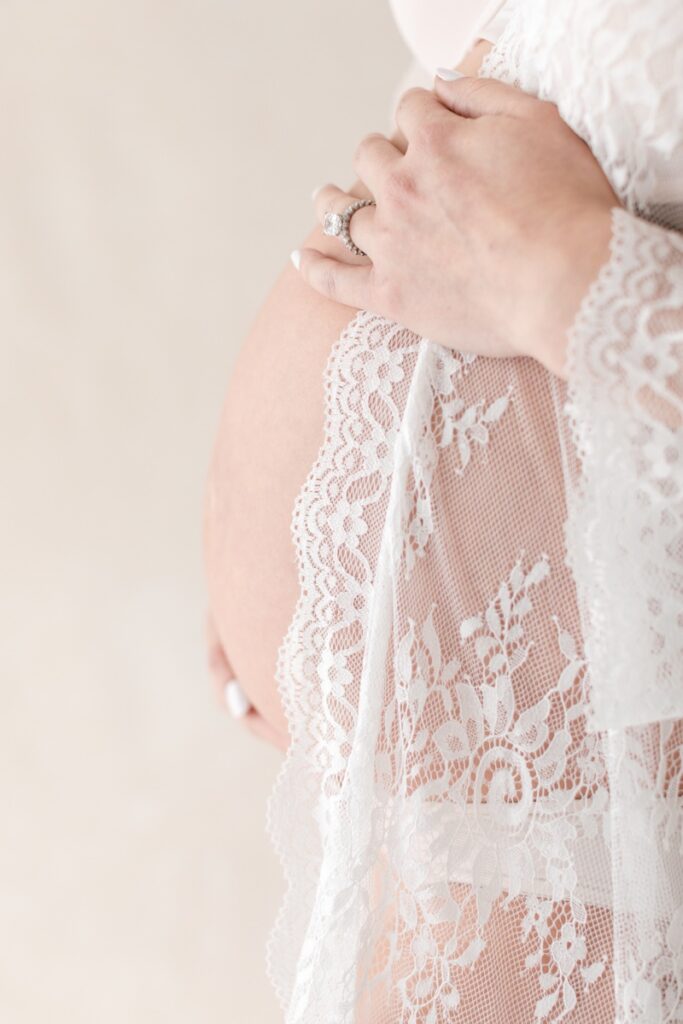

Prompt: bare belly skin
xmin=202 ymin=217 xmax=365 ymax=741
xmin=202 ymin=41 xmax=492 ymax=744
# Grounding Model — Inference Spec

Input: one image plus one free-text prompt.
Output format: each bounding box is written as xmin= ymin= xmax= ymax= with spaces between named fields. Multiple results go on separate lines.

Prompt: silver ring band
xmin=323 ymin=198 xmax=375 ymax=257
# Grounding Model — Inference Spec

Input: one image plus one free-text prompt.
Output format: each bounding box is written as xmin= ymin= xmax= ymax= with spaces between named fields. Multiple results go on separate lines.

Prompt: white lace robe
xmin=265 ymin=0 xmax=683 ymax=1020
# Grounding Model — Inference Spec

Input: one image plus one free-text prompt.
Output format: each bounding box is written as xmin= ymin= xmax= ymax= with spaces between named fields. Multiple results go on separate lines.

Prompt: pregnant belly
xmin=203 ymin=240 xmax=362 ymax=739
xmin=203 ymin=43 xmax=496 ymax=740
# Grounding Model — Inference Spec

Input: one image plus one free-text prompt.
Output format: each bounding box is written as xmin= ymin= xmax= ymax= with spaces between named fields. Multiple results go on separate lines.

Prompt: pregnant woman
xmin=204 ymin=0 xmax=683 ymax=1020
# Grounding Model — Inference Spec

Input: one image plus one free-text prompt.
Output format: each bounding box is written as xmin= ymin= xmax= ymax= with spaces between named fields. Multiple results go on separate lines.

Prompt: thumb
xmin=433 ymin=72 xmax=538 ymax=119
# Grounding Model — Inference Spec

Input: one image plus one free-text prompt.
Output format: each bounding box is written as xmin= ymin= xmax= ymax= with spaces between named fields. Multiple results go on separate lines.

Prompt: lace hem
xmin=264 ymin=311 xmax=424 ymax=1018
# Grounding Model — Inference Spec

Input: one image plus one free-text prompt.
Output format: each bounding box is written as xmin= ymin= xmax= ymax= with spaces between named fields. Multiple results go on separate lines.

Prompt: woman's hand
xmin=206 ymin=609 xmax=289 ymax=753
xmin=291 ymin=74 xmax=621 ymax=380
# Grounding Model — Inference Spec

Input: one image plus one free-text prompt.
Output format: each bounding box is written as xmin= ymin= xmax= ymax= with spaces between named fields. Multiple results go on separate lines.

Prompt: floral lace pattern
xmin=265 ymin=314 xmax=510 ymax=1017
xmin=564 ymin=208 xmax=683 ymax=734
xmin=561 ymin=209 xmax=683 ymax=1022
xmin=264 ymin=1 xmax=683 ymax=1021
xmin=373 ymin=555 xmax=609 ymax=1021
xmin=265 ymin=302 xmax=614 ymax=1022
xmin=480 ymin=0 xmax=683 ymax=221
xmin=400 ymin=345 xmax=512 ymax=580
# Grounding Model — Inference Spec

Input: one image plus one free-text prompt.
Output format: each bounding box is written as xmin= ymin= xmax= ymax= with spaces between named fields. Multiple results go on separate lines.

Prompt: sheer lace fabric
xmin=264 ymin=1 xmax=683 ymax=1021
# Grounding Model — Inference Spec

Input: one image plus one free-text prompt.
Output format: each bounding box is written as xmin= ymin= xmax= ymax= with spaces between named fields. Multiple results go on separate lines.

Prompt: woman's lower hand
xmin=206 ymin=609 xmax=289 ymax=753
xmin=291 ymin=72 xmax=620 ymax=380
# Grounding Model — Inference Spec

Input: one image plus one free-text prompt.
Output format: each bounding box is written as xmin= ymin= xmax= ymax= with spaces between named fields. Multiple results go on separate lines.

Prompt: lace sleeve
xmin=562 ymin=206 xmax=683 ymax=734
xmin=560 ymin=206 xmax=683 ymax=1022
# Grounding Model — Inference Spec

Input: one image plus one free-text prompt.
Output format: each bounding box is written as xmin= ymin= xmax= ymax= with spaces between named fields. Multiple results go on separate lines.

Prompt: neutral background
xmin=0 ymin=2 xmax=409 ymax=1021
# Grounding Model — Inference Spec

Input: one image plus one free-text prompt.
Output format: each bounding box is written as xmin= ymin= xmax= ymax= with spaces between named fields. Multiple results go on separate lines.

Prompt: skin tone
xmin=205 ymin=42 xmax=627 ymax=1018
xmin=204 ymin=39 xmax=618 ymax=749
xmin=207 ymin=44 xmax=492 ymax=746
xmin=291 ymin=69 xmax=621 ymax=381
xmin=206 ymin=607 xmax=288 ymax=751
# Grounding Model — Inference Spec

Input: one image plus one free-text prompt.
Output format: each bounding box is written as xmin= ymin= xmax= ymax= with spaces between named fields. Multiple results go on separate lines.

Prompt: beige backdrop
xmin=0 ymin=2 xmax=409 ymax=1021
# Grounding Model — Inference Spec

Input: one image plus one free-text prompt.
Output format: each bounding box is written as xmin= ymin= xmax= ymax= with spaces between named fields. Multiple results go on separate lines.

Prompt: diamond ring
xmin=323 ymin=198 xmax=376 ymax=257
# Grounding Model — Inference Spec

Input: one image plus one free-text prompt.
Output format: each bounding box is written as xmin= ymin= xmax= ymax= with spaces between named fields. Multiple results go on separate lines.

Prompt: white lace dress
xmin=265 ymin=0 xmax=683 ymax=1020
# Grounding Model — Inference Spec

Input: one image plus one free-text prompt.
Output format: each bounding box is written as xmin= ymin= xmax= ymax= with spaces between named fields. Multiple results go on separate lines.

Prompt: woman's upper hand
xmin=291 ymin=72 xmax=621 ymax=380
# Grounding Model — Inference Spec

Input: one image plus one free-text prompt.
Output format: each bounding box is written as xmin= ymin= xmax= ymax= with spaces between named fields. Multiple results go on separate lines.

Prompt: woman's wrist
xmin=523 ymin=202 xmax=616 ymax=381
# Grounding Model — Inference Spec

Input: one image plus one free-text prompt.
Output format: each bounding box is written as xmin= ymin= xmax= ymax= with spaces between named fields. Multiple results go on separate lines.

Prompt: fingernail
xmin=225 ymin=680 xmax=252 ymax=719
xmin=290 ymin=249 xmax=302 ymax=271
xmin=435 ymin=67 xmax=464 ymax=81
xmin=311 ymin=184 xmax=324 ymax=202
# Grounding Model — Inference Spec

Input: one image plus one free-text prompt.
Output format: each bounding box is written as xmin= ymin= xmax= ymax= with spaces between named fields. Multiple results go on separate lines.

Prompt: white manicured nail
xmin=290 ymin=249 xmax=302 ymax=270
xmin=435 ymin=67 xmax=464 ymax=81
xmin=311 ymin=184 xmax=324 ymax=202
xmin=225 ymin=680 xmax=251 ymax=719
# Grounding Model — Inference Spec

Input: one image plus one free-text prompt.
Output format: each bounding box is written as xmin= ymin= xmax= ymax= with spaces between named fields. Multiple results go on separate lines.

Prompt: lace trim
xmin=562 ymin=207 xmax=683 ymax=733
xmin=264 ymin=312 xmax=513 ymax=1019
xmin=264 ymin=310 xmax=417 ymax=1013
xmin=479 ymin=0 xmax=683 ymax=218
xmin=376 ymin=555 xmax=609 ymax=1021
xmin=264 ymin=2 xmax=683 ymax=1018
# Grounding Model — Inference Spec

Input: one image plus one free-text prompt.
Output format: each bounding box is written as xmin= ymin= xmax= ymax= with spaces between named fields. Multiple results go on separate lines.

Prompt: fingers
xmin=205 ymin=608 xmax=288 ymax=752
xmin=224 ymin=680 xmax=252 ymax=718
xmin=352 ymin=131 xmax=402 ymax=196
xmin=388 ymin=127 xmax=408 ymax=154
xmin=395 ymin=85 xmax=459 ymax=141
xmin=206 ymin=608 xmax=253 ymax=714
xmin=207 ymin=608 xmax=231 ymax=705
xmin=312 ymin=184 xmax=376 ymax=259
xmin=433 ymin=73 xmax=541 ymax=119
xmin=290 ymin=247 xmax=374 ymax=310
xmin=207 ymin=622 xmax=250 ymax=713
xmin=309 ymin=129 xmax=405 ymax=267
